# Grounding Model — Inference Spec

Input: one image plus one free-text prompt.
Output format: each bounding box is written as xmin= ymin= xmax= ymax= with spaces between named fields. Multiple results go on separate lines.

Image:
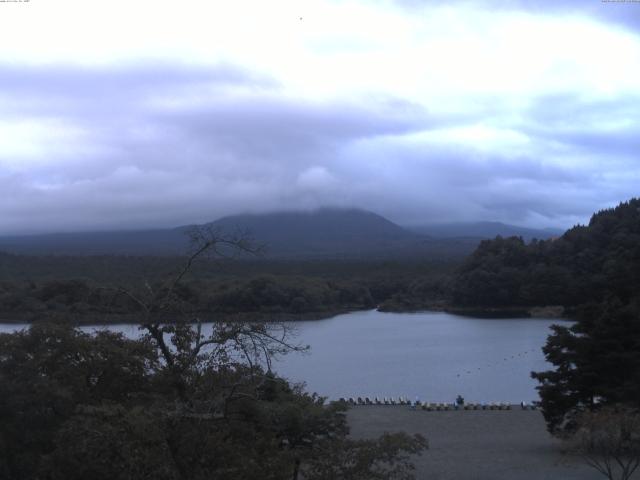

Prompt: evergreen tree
xmin=532 ymin=299 xmax=640 ymax=433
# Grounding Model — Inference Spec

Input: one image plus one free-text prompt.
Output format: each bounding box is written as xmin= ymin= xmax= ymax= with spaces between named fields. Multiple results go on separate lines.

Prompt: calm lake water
xmin=0 ymin=310 xmax=565 ymax=403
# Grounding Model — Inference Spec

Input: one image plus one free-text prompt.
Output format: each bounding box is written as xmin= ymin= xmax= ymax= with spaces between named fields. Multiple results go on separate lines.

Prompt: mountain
xmin=211 ymin=209 xmax=418 ymax=257
xmin=405 ymin=221 xmax=562 ymax=241
xmin=0 ymin=208 xmax=478 ymax=259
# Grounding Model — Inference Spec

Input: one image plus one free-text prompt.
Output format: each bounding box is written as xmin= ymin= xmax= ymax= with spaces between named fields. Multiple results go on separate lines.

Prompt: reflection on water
xmin=0 ymin=309 xmax=565 ymax=403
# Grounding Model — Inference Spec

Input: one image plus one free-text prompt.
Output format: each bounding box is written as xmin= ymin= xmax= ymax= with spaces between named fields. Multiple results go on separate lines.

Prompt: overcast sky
xmin=0 ymin=0 xmax=639 ymax=234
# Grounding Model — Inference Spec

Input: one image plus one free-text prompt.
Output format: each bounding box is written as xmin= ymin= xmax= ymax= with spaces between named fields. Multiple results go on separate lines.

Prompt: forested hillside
xmin=452 ymin=199 xmax=640 ymax=309
xmin=0 ymin=255 xmax=453 ymax=323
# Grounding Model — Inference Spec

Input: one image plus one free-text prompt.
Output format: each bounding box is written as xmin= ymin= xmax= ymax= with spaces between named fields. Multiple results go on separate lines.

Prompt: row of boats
xmin=339 ymin=396 xmax=412 ymax=406
xmin=338 ymin=397 xmax=538 ymax=410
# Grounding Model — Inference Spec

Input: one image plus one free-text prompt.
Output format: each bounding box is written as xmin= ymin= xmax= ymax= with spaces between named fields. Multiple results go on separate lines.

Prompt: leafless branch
xmin=568 ymin=405 xmax=640 ymax=480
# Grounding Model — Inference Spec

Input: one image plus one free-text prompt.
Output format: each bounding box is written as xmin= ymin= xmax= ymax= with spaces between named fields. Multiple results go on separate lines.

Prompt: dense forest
xmin=452 ymin=198 xmax=640 ymax=311
xmin=0 ymin=255 xmax=453 ymax=323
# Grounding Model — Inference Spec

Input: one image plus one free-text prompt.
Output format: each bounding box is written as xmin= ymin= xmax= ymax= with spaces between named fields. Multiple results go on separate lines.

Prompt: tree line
xmin=451 ymin=198 xmax=640 ymax=309
xmin=0 ymin=261 xmax=453 ymax=323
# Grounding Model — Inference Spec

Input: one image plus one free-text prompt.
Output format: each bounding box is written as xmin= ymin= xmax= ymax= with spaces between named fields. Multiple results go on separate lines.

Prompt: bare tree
xmin=566 ymin=405 xmax=640 ymax=480
xmin=114 ymin=225 xmax=305 ymax=401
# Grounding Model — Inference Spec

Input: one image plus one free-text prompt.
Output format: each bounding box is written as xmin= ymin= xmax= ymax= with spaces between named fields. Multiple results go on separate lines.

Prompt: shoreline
xmin=379 ymin=304 xmax=569 ymax=320
xmin=0 ymin=308 xmax=360 ymax=326
xmin=0 ymin=304 xmax=572 ymax=326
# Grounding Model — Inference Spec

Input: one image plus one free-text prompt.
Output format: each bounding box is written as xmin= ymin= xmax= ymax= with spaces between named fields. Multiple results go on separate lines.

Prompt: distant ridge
xmin=0 ymin=228 xmax=188 ymax=256
xmin=405 ymin=221 xmax=562 ymax=241
xmin=0 ymin=209 xmax=546 ymax=259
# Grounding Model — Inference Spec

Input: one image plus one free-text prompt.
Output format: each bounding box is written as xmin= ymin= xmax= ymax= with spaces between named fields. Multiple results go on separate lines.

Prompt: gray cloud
xmin=521 ymin=94 xmax=640 ymax=159
xmin=330 ymin=140 xmax=601 ymax=227
xmin=0 ymin=61 xmax=637 ymax=234
xmin=396 ymin=0 xmax=640 ymax=33
xmin=0 ymin=63 xmax=434 ymax=233
xmin=0 ymin=62 xmax=274 ymax=100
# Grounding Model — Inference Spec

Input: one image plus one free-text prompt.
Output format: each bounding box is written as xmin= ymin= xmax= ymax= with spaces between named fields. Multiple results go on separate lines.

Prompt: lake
xmin=0 ymin=310 xmax=565 ymax=403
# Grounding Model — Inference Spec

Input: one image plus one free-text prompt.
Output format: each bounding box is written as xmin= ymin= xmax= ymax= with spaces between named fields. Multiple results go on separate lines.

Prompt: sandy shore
xmin=347 ymin=405 xmax=630 ymax=480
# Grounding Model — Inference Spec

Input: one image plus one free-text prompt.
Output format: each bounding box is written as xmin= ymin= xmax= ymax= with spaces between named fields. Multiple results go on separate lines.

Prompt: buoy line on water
xmin=454 ymin=348 xmax=539 ymax=378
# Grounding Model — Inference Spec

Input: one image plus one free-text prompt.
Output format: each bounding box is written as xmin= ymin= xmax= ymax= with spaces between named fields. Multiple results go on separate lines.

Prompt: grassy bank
xmin=347 ymin=406 xmax=607 ymax=479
